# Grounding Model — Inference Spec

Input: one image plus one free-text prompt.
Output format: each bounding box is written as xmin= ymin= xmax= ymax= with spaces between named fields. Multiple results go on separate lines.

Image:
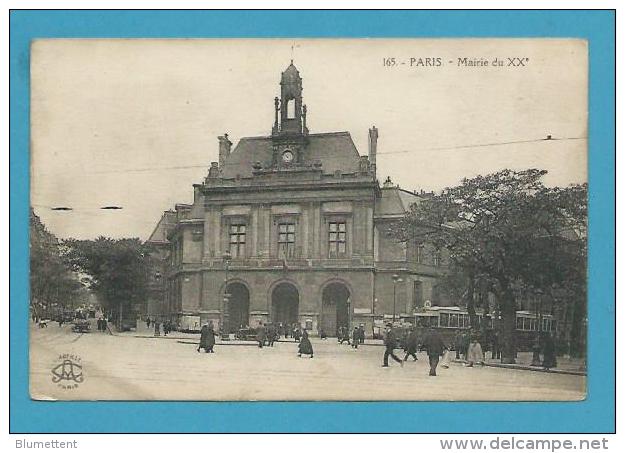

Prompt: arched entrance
xmin=320 ymin=282 xmax=351 ymax=337
xmin=271 ymin=282 xmax=299 ymax=326
xmin=225 ymin=282 xmax=249 ymax=333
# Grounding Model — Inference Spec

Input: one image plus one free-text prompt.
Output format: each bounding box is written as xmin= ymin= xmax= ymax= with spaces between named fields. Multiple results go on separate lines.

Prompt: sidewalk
xmin=456 ymin=352 xmax=586 ymax=376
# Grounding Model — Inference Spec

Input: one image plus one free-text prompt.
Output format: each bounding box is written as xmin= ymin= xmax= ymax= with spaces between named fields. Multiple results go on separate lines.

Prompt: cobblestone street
xmin=30 ymin=324 xmax=586 ymax=401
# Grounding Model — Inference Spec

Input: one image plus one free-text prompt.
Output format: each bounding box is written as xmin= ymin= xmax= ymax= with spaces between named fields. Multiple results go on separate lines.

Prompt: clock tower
xmin=271 ymin=61 xmax=309 ymax=168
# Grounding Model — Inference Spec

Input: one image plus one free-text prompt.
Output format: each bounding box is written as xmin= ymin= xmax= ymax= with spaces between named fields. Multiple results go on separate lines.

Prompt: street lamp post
xmin=222 ymin=250 xmax=232 ymax=337
xmin=392 ymin=274 xmax=403 ymax=324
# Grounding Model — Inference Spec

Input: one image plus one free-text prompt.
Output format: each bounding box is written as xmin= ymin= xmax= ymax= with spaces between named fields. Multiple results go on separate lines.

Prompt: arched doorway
xmin=320 ymin=282 xmax=351 ymax=337
xmin=225 ymin=282 xmax=249 ymax=333
xmin=271 ymin=282 xmax=299 ymax=326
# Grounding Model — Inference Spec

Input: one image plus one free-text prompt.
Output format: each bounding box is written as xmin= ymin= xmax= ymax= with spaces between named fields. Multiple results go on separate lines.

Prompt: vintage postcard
xmin=29 ymin=38 xmax=588 ymax=401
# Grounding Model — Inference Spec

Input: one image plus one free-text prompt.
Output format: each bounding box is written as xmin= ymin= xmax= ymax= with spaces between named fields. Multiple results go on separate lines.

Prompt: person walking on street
xmin=359 ymin=325 xmax=365 ymax=344
xmin=298 ymin=329 xmax=314 ymax=358
xmin=453 ymin=330 xmax=463 ymax=359
xmin=466 ymin=336 xmax=484 ymax=367
xmin=339 ymin=326 xmax=350 ymax=345
xmin=351 ymin=326 xmax=360 ymax=349
xmin=382 ymin=325 xmax=404 ymax=368
xmin=403 ymin=326 xmax=419 ymax=362
xmin=256 ymin=322 xmax=266 ymax=348
xmin=198 ymin=322 xmax=216 ymax=353
xmin=267 ymin=324 xmax=276 ymax=347
xmin=461 ymin=331 xmax=470 ymax=361
xmin=146 ymin=317 xmax=151 ymax=329
xmin=422 ymin=327 xmax=446 ymax=376
xmin=293 ymin=326 xmax=301 ymax=342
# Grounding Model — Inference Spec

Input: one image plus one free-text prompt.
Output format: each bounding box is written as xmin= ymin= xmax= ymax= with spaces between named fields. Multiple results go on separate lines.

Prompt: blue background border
xmin=9 ymin=10 xmax=615 ymax=433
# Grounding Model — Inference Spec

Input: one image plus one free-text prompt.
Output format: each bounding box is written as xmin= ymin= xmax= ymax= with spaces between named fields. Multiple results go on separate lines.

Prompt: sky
xmin=30 ymin=39 xmax=588 ymax=240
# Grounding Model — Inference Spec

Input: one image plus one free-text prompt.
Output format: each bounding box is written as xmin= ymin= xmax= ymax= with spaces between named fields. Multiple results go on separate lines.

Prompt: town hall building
xmin=147 ymin=62 xmax=448 ymax=336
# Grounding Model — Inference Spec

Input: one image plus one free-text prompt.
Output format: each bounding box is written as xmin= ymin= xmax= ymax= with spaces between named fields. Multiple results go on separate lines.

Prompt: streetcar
xmin=394 ymin=306 xmax=556 ymax=351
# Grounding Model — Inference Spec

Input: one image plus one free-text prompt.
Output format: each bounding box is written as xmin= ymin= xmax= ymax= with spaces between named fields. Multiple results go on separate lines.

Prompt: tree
xmin=63 ymin=237 xmax=153 ymax=329
xmin=30 ymin=209 xmax=83 ymax=318
xmin=392 ymin=169 xmax=587 ymax=363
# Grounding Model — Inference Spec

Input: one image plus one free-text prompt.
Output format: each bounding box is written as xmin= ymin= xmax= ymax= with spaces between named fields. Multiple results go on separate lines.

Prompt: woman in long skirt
xmin=298 ymin=329 xmax=314 ymax=358
xmin=198 ymin=323 xmax=216 ymax=353
xmin=466 ymin=336 xmax=484 ymax=367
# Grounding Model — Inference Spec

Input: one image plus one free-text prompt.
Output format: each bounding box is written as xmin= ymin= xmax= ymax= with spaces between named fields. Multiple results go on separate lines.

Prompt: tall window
xmin=328 ymin=221 xmax=347 ymax=257
xmin=413 ymin=281 xmax=423 ymax=308
xmin=278 ymin=223 xmax=296 ymax=258
xmin=229 ymin=224 xmax=246 ymax=258
xmin=433 ymin=248 xmax=442 ymax=266
xmin=416 ymin=243 xmax=425 ymax=263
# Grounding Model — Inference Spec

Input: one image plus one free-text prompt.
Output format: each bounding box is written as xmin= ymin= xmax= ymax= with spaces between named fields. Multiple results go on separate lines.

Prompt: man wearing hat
xmin=382 ymin=324 xmax=404 ymax=368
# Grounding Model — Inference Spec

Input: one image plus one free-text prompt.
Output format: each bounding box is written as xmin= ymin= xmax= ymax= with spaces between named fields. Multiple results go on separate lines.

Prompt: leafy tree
xmin=30 ymin=209 xmax=83 ymax=318
xmin=63 ymin=237 xmax=153 ymax=329
xmin=392 ymin=169 xmax=587 ymax=363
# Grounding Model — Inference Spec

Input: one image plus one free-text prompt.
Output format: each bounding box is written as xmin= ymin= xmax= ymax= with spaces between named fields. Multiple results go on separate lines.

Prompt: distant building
xmin=150 ymin=63 xmax=449 ymax=335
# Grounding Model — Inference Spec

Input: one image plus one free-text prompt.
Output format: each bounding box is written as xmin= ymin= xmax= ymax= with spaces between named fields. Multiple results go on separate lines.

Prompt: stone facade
xmin=151 ymin=62 xmax=449 ymax=336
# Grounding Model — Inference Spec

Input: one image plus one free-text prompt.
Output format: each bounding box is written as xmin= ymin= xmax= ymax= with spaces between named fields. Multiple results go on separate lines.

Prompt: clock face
xmin=282 ymin=150 xmax=294 ymax=163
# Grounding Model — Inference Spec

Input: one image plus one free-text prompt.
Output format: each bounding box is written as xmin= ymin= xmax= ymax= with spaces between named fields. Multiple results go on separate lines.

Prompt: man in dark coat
xmin=358 ymin=325 xmax=365 ymax=344
xmin=256 ymin=322 xmax=266 ymax=348
xmin=351 ymin=327 xmax=360 ymax=349
xmin=422 ymin=327 xmax=447 ymax=376
xmin=267 ymin=324 xmax=276 ymax=347
xmin=198 ymin=323 xmax=216 ymax=353
xmin=382 ymin=325 xmax=404 ymax=368
xmin=403 ymin=326 xmax=419 ymax=362
xmin=298 ymin=329 xmax=314 ymax=358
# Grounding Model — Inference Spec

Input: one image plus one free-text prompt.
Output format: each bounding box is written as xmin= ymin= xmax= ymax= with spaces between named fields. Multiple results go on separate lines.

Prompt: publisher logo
xmin=51 ymin=354 xmax=84 ymax=389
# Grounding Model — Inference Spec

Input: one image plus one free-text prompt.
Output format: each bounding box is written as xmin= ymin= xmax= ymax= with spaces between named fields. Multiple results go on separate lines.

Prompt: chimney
xmin=218 ymin=134 xmax=232 ymax=168
xmin=368 ymin=126 xmax=378 ymax=175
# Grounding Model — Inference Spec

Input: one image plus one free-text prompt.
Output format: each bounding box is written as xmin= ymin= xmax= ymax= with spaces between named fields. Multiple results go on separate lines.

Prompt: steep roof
xmin=375 ymin=187 xmax=422 ymax=217
xmin=147 ymin=211 xmax=176 ymax=243
xmin=220 ymin=132 xmax=362 ymax=178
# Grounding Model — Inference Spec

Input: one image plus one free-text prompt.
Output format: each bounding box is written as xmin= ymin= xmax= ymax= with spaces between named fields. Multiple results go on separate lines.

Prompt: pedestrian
xmin=466 ymin=336 xmax=484 ymax=367
xmin=403 ymin=326 xmax=419 ymax=362
xmin=461 ymin=331 xmax=470 ymax=360
xmin=256 ymin=322 xmax=266 ymax=348
xmin=422 ymin=327 xmax=447 ymax=376
xmin=541 ymin=332 xmax=557 ymax=370
xmin=339 ymin=326 xmax=350 ymax=345
xmin=267 ymin=324 xmax=276 ymax=347
xmin=101 ymin=317 xmax=108 ymax=333
xmin=298 ymin=328 xmax=314 ymax=358
xmin=319 ymin=328 xmax=327 ymax=340
xmin=146 ymin=317 xmax=151 ymax=329
xmin=382 ymin=325 xmax=404 ymax=368
xmin=154 ymin=321 xmax=160 ymax=337
xmin=453 ymin=330 xmax=463 ymax=360
xmin=351 ymin=326 xmax=360 ymax=349
xmin=198 ymin=322 xmax=216 ymax=353
xmin=491 ymin=330 xmax=501 ymax=359
xmin=293 ymin=326 xmax=301 ymax=343
xmin=358 ymin=324 xmax=365 ymax=344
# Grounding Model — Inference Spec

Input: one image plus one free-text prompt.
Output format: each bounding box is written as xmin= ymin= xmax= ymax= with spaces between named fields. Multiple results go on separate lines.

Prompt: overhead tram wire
xmin=35 ymin=135 xmax=587 ymax=176
xmin=376 ymin=135 xmax=587 ymax=156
